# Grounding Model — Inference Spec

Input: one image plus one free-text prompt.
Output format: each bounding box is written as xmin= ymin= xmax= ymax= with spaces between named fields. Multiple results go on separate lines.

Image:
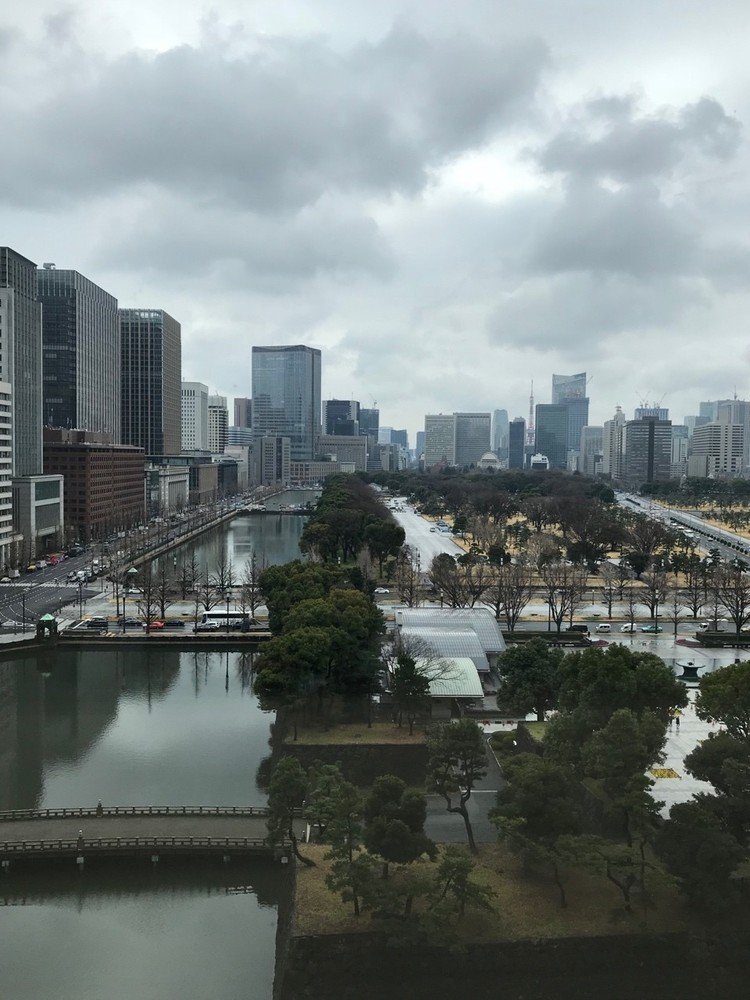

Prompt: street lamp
xmin=122 ymin=567 xmax=138 ymax=633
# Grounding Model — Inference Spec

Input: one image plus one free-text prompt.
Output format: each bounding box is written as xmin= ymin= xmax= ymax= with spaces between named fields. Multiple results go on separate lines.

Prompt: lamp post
xmin=225 ymin=587 xmax=231 ymax=633
xmin=122 ymin=567 xmax=138 ymax=633
xmin=21 ymin=588 xmax=26 ymax=634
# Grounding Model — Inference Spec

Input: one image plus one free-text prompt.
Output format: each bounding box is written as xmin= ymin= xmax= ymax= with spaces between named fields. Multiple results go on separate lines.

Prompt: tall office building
xmin=602 ymin=406 xmax=626 ymax=480
xmin=359 ymin=407 xmax=380 ymax=472
xmin=579 ymin=426 xmax=603 ymax=477
xmin=508 ymin=418 xmax=526 ymax=469
xmin=251 ymin=345 xmax=321 ymax=462
xmin=454 ymin=413 xmax=491 ymax=467
xmin=0 ymin=381 xmax=14 ymax=567
xmin=688 ymin=423 xmax=744 ymax=478
xmin=0 ymin=248 xmax=42 ymax=476
xmin=552 ymin=373 xmax=590 ymax=453
xmin=624 ymin=415 xmax=672 ymax=485
xmin=391 ymin=429 xmax=409 ymax=451
xmin=415 ymin=430 xmax=425 ymax=461
xmin=37 ymin=265 xmax=120 ymax=440
xmin=424 ymin=415 xmax=455 ymax=468
xmin=233 ymin=397 xmax=252 ymax=429
xmin=535 ymin=404 xmax=569 ymax=469
xmin=635 ymin=406 xmax=669 ymax=421
xmin=325 ymin=399 xmax=360 ymax=436
xmin=181 ymin=382 xmax=209 ymax=451
xmin=208 ymin=395 xmax=229 ymax=453
xmin=120 ymin=309 xmax=182 ymax=456
xmin=492 ymin=409 xmax=509 ymax=456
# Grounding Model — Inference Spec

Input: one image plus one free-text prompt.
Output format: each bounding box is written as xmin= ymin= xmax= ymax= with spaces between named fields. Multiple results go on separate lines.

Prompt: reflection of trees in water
xmin=118 ymin=649 xmax=181 ymax=704
xmin=0 ymin=858 xmax=288 ymax=909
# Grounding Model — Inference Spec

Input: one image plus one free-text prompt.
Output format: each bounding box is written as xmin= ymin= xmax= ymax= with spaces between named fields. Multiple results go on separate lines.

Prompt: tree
xmin=713 ymin=565 xmax=750 ymax=634
xmin=154 ymin=562 xmax=174 ymax=620
xmin=427 ymin=719 xmax=487 ymax=853
xmin=178 ymin=552 xmax=198 ymax=599
xmin=196 ymin=571 xmax=219 ymax=613
xmin=684 ymin=731 xmax=750 ymax=791
xmin=430 ymin=845 xmax=495 ymax=918
xmin=663 ymin=585 xmax=687 ymax=637
xmin=326 ymin=851 xmax=380 ymax=917
xmin=540 ymin=563 xmax=587 ymax=633
xmin=364 ymin=520 xmax=405 ymax=574
xmin=428 ymin=553 xmax=466 ymax=608
xmin=582 ymin=709 xmax=665 ymax=846
xmin=696 ymin=661 xmax=750 ymax=740
xmin=485 ymin=562 xmax=533 ymax=631
xmin=394 ymin=548 xmax=422 ymax=607
xmin=391 ymin=652 xmax=431 ymax=735
xmin=363 ymin=775 xmax=435 ymax=879
xmin=266 ymin=756 xmax=314 ymax=866
xmin=240 ymin=551 xmax=264 ymax=619
xmin=493 ymin=753 xmax=582 ymax=907
xmin=495 ymin=638 xmax=563 ymax=722
xmin=640 ymin=570 xmax=667 ymax=620
xmin=655 ymin=800 xmax=744 ymax=909
xmin=136 ymin=564 xmax=160 ymax=630
xmin=599 ymin=563 xmax=619 ymax=617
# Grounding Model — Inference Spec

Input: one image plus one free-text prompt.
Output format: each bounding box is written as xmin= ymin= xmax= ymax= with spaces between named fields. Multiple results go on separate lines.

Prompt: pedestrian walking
xmin=675 ymin=715 xmax=680 ymax=730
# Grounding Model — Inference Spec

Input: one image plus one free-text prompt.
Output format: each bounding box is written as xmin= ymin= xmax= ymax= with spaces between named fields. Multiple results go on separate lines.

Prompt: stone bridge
xmin=0 ymin=806 xmax=302 ymax=865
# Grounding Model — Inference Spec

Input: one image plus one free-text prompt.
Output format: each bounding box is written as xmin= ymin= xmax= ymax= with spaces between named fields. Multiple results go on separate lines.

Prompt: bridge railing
xmin=0 ymin=836 xmax=282 ymax=855
xmin=0 ymin=805 xmax=271 ymax=822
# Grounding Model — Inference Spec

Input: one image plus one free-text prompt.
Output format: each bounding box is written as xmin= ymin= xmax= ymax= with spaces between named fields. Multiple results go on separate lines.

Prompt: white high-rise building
xmin=181 ymin=382 xmax=209 ymax=452
xmin=208 ymin=394 xmax=229 ymax=454
xmin=602 ymin=406 xmax=626 ymax=480
xmin=0 ymin=380 xmax=16 ymax=568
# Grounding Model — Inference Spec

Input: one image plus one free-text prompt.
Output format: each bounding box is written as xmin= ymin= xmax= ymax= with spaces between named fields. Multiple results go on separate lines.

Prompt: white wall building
xmin=208 ymin=394 xmax=229 ymax=453
xmin=181 ymin=382 xmax=209 ymax=452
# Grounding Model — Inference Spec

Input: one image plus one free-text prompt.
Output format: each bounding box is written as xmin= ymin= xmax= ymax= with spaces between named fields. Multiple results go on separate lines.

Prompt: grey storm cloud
xmin=535 ymin=95 xmax=741 ymax=182
xmin=0 ymin=25 xmax=549 ymax=212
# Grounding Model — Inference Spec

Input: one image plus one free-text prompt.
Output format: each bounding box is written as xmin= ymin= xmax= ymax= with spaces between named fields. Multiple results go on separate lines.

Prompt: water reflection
xmin=0 ymin=860 xmax=286 ymax=1000
xmin=0 ymin=649 xmax=273 ymax=811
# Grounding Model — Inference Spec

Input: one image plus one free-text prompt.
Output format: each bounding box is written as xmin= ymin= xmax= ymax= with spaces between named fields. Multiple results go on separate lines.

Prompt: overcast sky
xmin=4 ymin=1 xmax=750 ymax=441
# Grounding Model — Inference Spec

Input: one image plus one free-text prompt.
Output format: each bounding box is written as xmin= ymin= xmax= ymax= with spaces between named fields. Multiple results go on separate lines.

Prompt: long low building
xmin=417 ymin=656 xmax=484 ymax=719
xmin=395 ymin=606 xmax=505 ymax=669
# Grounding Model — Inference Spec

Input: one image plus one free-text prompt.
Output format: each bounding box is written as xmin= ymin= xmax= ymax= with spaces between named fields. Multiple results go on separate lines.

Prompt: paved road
xmin=390 ymin=503 xmax=463 ymax=566
xmin=0 ymin=553 xmax=101 ymax=629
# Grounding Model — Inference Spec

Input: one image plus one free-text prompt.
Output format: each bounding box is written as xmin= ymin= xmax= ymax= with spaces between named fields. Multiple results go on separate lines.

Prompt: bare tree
xmin=599 ymin=563 xmax=619 ymax=617
xmin=196 ymin=571 xmax=219 ymax=613
xmin=240 ymin=551 xmax=264 ymax=620
xmin=683 ymin=562 xmax=706 ymax=620
xmin=395 ymin=548 xmax=422 ymax=607
xmin=155 ymin=563 xmax=175 ymax=620
xmin=486 ymin=561 xmax=533 ymax=631
xmin=527 ymin=533 xmax=561 ymax=572
xmin=615 ymin=560 xmax=634 ymax=600
xmin=625 ymin=585 xmax=638 ymax=637
xmin=137 ymin=565 xmax=161 ymax=631
xmin=178 ymin=552 xmax=198 ymax=599
xmin=713 ymin=565 xmax=750 ymax=634
xmin=429 ymin=554 xmax=467 ymax=608
xmin=540 ymin=563 xmax=587 ymax=633
xmin=212 ymin=548 xmax=233 ymax=596
xmin=664 ymin=586 xmax=687 ymax=637
xmin=640 ymin=571 xmax=668 ymax=620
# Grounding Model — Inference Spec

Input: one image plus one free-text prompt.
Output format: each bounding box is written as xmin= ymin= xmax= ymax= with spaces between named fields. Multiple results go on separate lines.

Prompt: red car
xmin=143 ymin=620 xmax=165 ymax=630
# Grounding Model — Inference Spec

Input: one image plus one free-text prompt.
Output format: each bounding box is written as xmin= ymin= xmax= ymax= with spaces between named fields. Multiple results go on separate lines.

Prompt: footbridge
xmin=0 ymin=805 xmax=302 ymax=865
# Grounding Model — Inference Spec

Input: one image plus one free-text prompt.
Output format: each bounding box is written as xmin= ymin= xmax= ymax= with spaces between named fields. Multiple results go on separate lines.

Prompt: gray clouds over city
xmin=3 ymin=0 xmax=750 ymax=434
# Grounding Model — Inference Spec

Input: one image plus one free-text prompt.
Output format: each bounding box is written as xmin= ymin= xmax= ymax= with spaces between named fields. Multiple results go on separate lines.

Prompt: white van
xmin=595 ymin=623 xmax=612 ymax=633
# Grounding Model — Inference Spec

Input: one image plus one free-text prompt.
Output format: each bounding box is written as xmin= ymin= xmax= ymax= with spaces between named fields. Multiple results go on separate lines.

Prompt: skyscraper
xmin=0 ymin=247 xmax=42 ymax=475
xmin=120 ymin=309 xmax=182 ymax=456
xmin=624 ymin=415 xmax=672 ymax=485
xmin=181 ymin=382 xmax=209 ymax=451
xmin=359 ymin=407 xmax=380 ymax=471
xmin=579 ymin=426 xmax=604 ymax=476
xmin=208 ymin=395 xmax=229 ymax=453
xmin=325 ymin=399 xmax=360 ymax=436
xmin=424 ymin=415 xmax=455 ymax=468
xmin=552 ymin=372 xmax=590 ymax=454
xmin=234 ymin=397 xmax=252 ymax=429
xmin=415 ymin=430 xmax=425 ymax=460
xmin=37 ymin=265 xmax=120 ymax=440
xmin=602 ymin=406 xmax=626 ymax=480
xmin=492 ymin=409 xmax=509 ymax=456
xmin=251 ymin=345 xmax=321 ymax=462
xmin=454 ymin=413 xmax=491 ymax=467
xmin=552 ymin=372 xmax=587 ymax=403
xmin=508 ymin=418 xmax=526 ymax=469
xmin=535 ymin=404 xmax=569 ymax=469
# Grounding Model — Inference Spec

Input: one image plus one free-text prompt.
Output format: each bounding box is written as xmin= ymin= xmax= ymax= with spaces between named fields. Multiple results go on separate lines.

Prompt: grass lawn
xmin=294 ymin=843 xmax=692 ymax=941
xmin=524 ymin=721 xmax=547 ymax=742
xmin=285 ymin=721 xmax=427 ymax=745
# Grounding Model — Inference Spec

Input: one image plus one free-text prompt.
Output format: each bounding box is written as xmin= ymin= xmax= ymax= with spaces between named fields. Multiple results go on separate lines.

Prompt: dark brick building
xmin=43 ymin=429 xmax=145 ymax=541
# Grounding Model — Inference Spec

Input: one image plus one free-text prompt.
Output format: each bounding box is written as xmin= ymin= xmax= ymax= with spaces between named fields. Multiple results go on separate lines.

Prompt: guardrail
xmin=0 ymin=805 xmax=270 ymax=822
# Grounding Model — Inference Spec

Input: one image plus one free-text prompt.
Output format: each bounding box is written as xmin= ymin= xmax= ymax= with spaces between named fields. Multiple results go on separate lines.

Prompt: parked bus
xmin=200 ymin=611 xmax=254 ymax=629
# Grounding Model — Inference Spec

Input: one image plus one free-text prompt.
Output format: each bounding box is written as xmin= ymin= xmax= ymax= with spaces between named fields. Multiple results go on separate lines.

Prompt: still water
xmin=0 ymin=649 xmax=285 ymax=1000
xmin=0 ymin=490 xmax=316 ymax=1000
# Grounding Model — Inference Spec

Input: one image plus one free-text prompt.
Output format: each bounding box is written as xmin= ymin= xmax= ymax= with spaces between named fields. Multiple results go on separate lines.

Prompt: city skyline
xmin=2 ymin=2 xmax=749 ymax=435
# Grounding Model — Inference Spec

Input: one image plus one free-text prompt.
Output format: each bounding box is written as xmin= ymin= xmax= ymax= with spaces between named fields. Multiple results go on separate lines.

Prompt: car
xmin=143 ymin=620 xmax=165 ymax=630
xmin=640 ymin=624 xmax=663 ymax=633
xmin=374 ymin=587 xmax=390 ymax=595
xmin=595 ymin=624 xmax=612 ymax=633
xmin=162 ymin=619 xmax=186 ymax=629
xmin=194 ymin=621 xmax=221 ymax=632
xmin=67 ymin=570 xmax=78 ymax=581
xmin=0 ymin=620 xmax=23 ymax=630
xmin=429 ymin=527 xmax=437 ymax=533
xmin=0 ymin=577 xmax=10 ymax=584
xmin=117 ymin=617 xmax=141 ymax=627
xmin=26 ymin=564 xmax=36 ymax=572
xmin=620 ymin=623 xmax=637 ymax=633
xmin=85 ymin=617 xmax=109 ymax=629
xmin=565 ymin=624 xmax=589 ymax=634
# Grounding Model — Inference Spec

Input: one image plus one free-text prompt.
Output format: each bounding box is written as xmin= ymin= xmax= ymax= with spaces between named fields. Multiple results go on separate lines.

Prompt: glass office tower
xmin=251 ymin=345 xmax=321 ymax=462
xmin=38 ymin=266 xmax=120 ymax=440
xmin=0 ymin=247 xmax=42 ymax=475
xmin=120 ymin=309 xmax=182 ymax=456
